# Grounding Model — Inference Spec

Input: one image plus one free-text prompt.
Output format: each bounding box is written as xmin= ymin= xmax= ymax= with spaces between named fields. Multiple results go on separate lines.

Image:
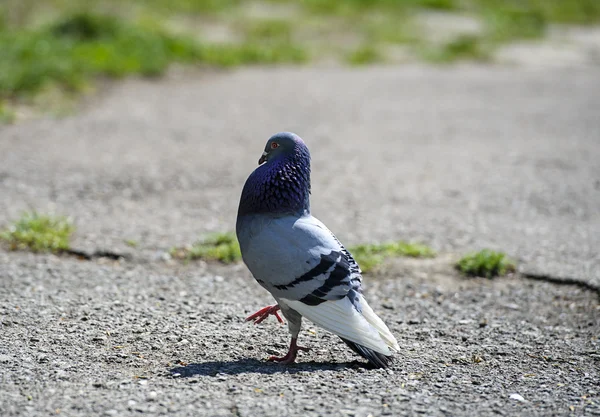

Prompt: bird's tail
xmin=342 ymin=293 xmax=399 ymax=368
xmin=340 ymin=337 xmax=393 ymax=368
xmin=356 ymin=293 xmax=400 ymax=352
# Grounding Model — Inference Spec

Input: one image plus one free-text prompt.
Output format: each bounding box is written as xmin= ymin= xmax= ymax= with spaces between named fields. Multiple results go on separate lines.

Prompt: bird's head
xmin=258 ymin=132 xmax=307 ymax=165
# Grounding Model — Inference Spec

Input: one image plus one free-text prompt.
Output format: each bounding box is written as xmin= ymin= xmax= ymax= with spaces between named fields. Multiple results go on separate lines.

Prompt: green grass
xmin=349 ymin=241 xmax=436 ymax=273
xmin=139 ymin=0 xmax=241 ymax=14
xmin=475 ymin=0 xmax=600 ymax=26
xmin=0 ymin=12 xmax=306 ymax=103
xmin=0 ymin=13 xmax=202 ymax=99
xmin=296 ymin=0 xmax=600 ymax=24
xmin=244 ymin=19 xmax=294 ymax=42
xmin=456 ymin=249 xmax=516 ymax=278
xmin=484 ymin=6 xmax=546 ymax=42
xmin=363 ymin=16 xmax=419 ymax=44
xmin=346 ymin=44 xmax=383 ymax=65
xmin=170 ymin=232 xmax=242 ymax=263
xmin=1 ymin=212 xmax=74 ymax=253
xmin=284 ymin=0 xmax=459 ymax=16
xmin=0 ymin=100 xmax=16 ymax=123
xmin=194 ymin=42 xmax=307 ymax=67
xmin=421 ymin=35 xmax=492 ymax=63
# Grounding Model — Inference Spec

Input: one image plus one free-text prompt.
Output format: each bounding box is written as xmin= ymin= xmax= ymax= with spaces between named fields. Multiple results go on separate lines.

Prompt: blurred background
xmin=1 ymin=0 xmax=600 ymax=121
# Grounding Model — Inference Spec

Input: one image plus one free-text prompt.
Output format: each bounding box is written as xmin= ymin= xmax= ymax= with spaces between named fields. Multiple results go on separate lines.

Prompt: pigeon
xmin=236 ymin=132 xmax=400 ymax=368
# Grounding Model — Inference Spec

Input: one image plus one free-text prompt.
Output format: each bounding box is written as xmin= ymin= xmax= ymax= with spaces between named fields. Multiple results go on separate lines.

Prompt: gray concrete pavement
xmin=0 ymin=64 xmax=599 ymax=416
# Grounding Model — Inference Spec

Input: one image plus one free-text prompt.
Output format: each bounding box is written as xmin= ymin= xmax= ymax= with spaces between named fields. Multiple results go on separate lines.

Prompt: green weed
xmin=475 ymin=0 xmax=600 ymax=26
xmin=456 ymin=249 xmax=516 ymax=278
xmin=363 ymin=16 xmax=419 ymax=45
xmin=421 ymin=34 xmax=492 ymax=63
xmin=139 ymin=0 xmax=241 ymax=14
xmin=484 ymin=6 xmax=546 ymax=42
xmin=200 ymin=41 xmax=307 ymax=67
xmin=0 ymin=101 xmax=16 ymax=123
xmin=541 ymin=0 xmax=600 ymax=24
xmin=349 ymin=241 xmax=436 ymax=273
xmin=289 ymin=0 xmax=458 ymax=16
xmin=244 ymin=19 xmax=294 ymax=42
xmin=170 ymin=232 xmax=241 ymax=263
xmin=1 ymin=212 xmax=74 ymax=252
xmin=346 ymin=44 xmax=383 ymax=65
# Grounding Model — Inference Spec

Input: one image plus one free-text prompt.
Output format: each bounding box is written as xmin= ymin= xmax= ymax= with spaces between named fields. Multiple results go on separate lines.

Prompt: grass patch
xmin=456 ymin=249 xmax=516 ymax=278
xmin=0 ymin=101 xmax=16 ymax=123
xmin=244 ymin=19 xmax=294 ymax=43
xmin=140 ymin=0 xmax=241 ymax=14
xmin=0 ymin=12 xmax=307 ymax=103
xmin=349 ymin=241 xmax=436 ymax=273
xmin=475 ymin=0 xmax=600 ymax=26
xmin=170 ymin=232 xmax=241 ymax=263
xmin=1 ymin=212 xmax=74 ymax=253
xmin=484 ymin=6 xmax=546 ymax=42
xmin=540 ymin=0 xmax=600 ymax=25
xmin=0 ymin=13 xmax=203 ymax=100
xmin=287 ymin=0 xmax=459 ymax=16
xmin=196 ymin=42 xmax=307 ymax=67
xmin=420 ymin=34 xmax=492 ymax=63
xmin=346 ymin=44 xmax=383 ymax=65
xmin=289 ymin=0 xmax=600 ymax=24
xmin=363 ymin=16 xmax=419 ymax=44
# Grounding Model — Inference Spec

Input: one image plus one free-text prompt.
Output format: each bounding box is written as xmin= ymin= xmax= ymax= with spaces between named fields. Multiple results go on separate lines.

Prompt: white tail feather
xmin=282 ymin=297 xmax=397 ymax=355
xmin=357 ymin=294 xmax=400 ymax=351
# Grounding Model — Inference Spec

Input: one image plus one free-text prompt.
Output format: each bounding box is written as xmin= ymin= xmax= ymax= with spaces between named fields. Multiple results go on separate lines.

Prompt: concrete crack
xmin=522 ymin=271 xmax=600 ymax=295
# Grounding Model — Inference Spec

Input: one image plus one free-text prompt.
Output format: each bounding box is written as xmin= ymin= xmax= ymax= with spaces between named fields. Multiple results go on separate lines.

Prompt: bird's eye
xmin=271 ymin=142 xmax=279 ymax=149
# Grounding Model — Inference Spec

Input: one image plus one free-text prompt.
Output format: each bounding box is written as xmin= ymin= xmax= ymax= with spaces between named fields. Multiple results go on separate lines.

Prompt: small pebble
xmin=509 ymin=393 xmax=526 ymax=402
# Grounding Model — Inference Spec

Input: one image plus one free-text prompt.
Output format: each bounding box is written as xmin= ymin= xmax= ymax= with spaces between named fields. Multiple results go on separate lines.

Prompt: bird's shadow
xmin=169 ymin=358 xmax=368 ymax=378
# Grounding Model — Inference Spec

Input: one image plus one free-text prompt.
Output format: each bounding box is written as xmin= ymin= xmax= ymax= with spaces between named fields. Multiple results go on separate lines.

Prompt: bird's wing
xmin=237 ymin=214 xmax=362 ymax=302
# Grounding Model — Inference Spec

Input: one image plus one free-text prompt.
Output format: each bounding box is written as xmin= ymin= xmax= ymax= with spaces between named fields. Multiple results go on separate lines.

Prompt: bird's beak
xmin=258 ymin=151 xmax=268 ymax=165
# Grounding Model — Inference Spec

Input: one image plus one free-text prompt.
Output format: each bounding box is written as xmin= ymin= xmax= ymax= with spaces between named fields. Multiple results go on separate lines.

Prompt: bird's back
xmin=237 ymin=212 xmax=362 ymax=298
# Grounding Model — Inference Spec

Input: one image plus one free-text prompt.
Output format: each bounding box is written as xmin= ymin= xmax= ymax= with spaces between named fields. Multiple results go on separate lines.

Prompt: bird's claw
xmin=246 ymin=305 xmax=284 ymax=325
xmin=267 ymin=339 xmax=309 ymax=364
xmin=267 ymin=354 xmax=296 ymax=364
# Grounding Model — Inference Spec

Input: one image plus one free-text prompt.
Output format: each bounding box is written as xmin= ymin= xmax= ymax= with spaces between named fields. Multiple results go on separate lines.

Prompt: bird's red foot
xmin=246 ymin=305 xmax=283 ymax=325
xmin=268 ymin=338 xmax=310 ymax=364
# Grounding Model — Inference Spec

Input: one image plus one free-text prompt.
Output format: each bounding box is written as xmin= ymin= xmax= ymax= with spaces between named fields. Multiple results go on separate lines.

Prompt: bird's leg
xmin=246 ymin=304 xmax=284 ymax=325
xmin=268 ymin=337 xmax=309 ymax=364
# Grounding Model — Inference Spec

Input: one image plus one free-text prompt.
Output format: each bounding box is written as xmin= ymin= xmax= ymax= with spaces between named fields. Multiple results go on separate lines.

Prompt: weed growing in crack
xmin=456 ymin=249 xmax=516 ymax=278
xmin=1 ymin=212 xmax=74 ymax=252
xmin=170 ymin=232 xmax=241 ymax=263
